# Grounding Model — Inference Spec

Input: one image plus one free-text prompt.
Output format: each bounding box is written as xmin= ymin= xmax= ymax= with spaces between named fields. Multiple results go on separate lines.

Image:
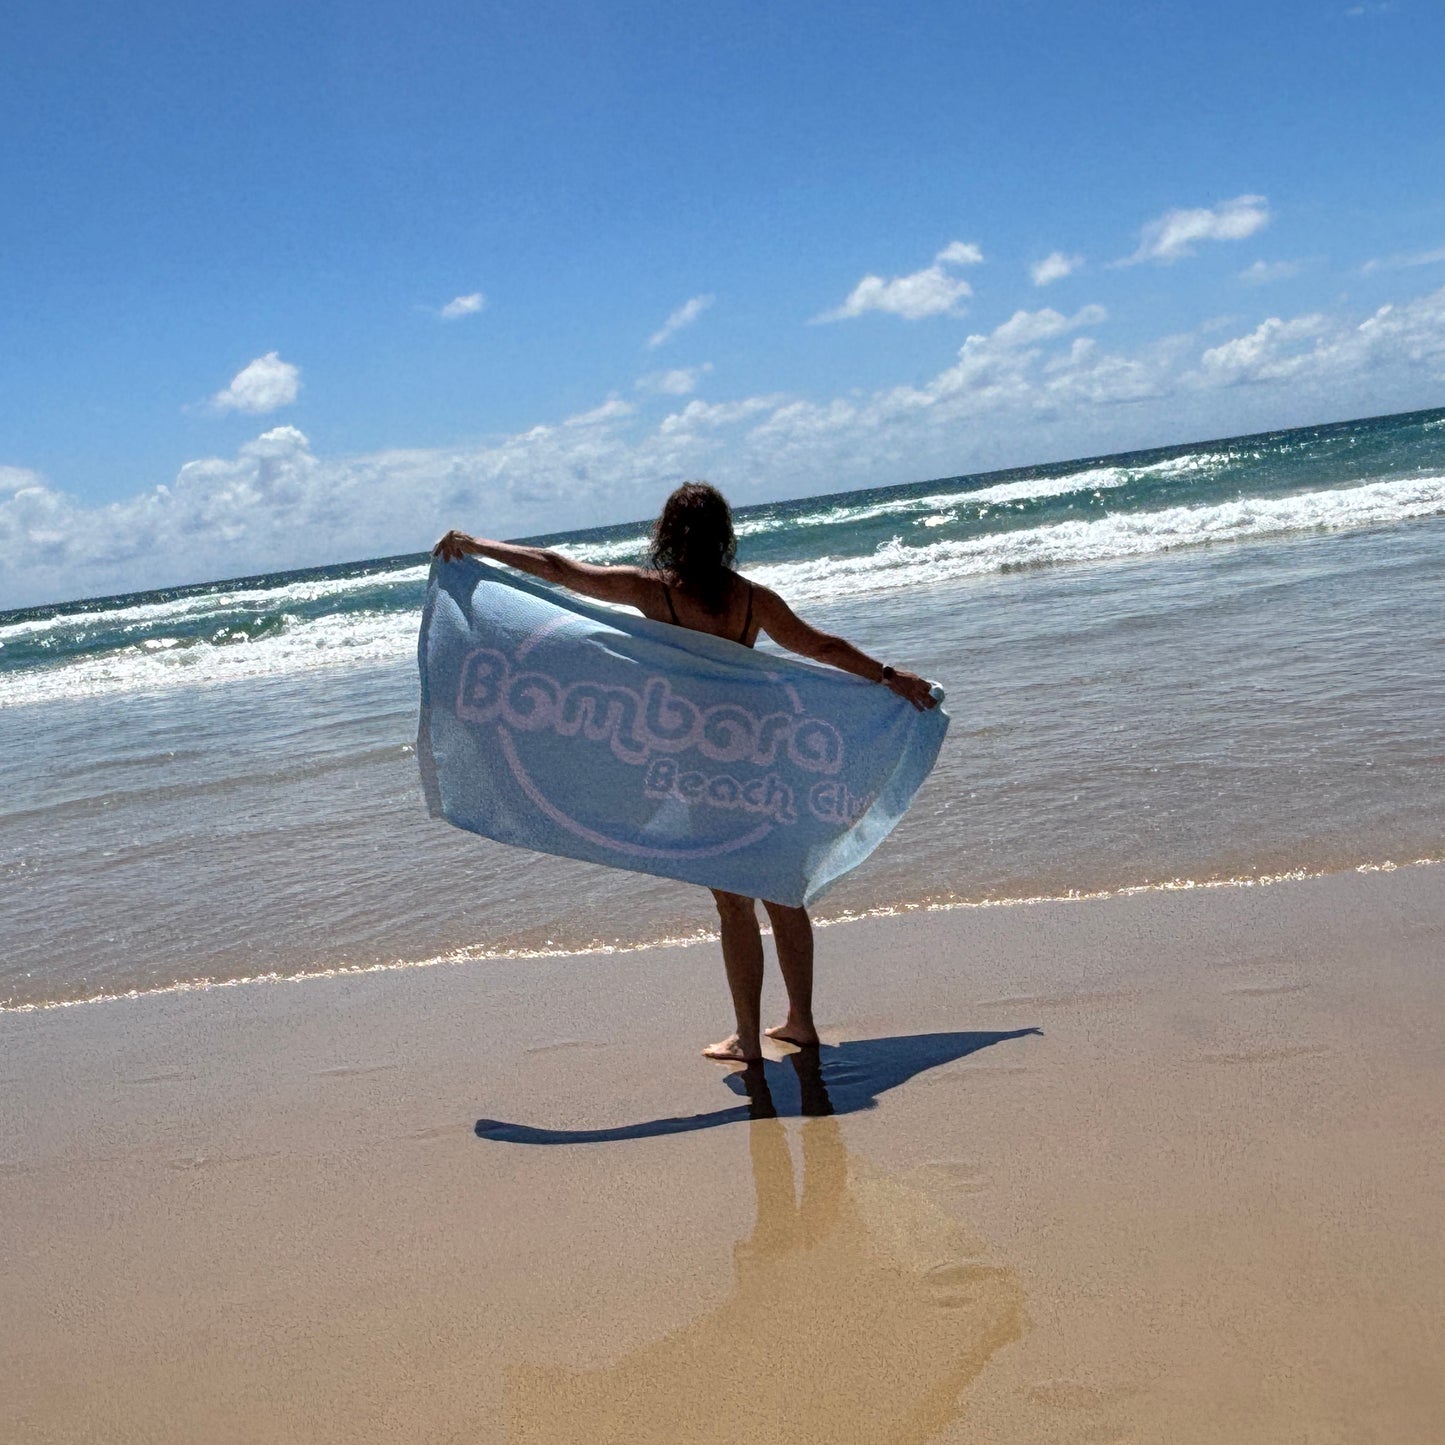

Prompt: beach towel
xmin=417 ymin=557 xmax=948 ymax=906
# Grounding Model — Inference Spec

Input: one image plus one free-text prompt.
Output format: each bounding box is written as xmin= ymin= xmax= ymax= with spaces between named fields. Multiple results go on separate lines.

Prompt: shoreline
xmin=4 ymin=863 xmax=1442 ymax=1441
xmin=6 ymin=853 xmax=1440 ymax=1015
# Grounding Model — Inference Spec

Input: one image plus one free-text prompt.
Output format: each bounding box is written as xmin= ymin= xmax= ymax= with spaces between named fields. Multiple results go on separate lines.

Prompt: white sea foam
xmin=551 ymin=534 xmax=650 ymax=564
xmin=734 ymin=466 xmax=1136 ymax=536
xmin=6 ymin=473 xmax=1441 ymax=707
xmin=537 ymin=462 xmax=1155 ymax=558
xmin=0 ymin=607 xmax=419 ymax=708
xmin=1131 ymin=449 xmax=1234 ymax=477
xmin=747 ymin=473 xmax=1445 ymax=605
xmin=0 ymin=563 xmax=430 ymax=647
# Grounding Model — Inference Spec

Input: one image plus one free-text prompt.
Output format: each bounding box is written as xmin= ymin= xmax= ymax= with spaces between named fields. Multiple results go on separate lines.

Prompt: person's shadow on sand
xmin=475 ymin=1028 xmax=1041 ymax=1145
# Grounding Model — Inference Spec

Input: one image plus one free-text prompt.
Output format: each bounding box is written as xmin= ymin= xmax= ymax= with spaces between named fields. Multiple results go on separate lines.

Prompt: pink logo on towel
xmin=457 ymin=647 xmax=844 ymax=774
xmin=454 ymin=637 xmax=862 ymax=859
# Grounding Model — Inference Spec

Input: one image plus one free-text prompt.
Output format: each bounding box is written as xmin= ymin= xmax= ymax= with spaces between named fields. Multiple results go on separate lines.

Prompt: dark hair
xmin=649 ymin=481 xmax=737 ymax=611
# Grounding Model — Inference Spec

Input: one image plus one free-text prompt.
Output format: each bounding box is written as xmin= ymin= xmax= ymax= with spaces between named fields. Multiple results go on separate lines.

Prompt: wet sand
xmin=3 ymin=864 xmax=1443 ymax=1442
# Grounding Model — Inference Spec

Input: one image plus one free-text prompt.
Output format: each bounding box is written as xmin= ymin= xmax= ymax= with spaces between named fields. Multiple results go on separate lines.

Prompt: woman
xmin=434 ymin=481 xmax=937 ymax=1063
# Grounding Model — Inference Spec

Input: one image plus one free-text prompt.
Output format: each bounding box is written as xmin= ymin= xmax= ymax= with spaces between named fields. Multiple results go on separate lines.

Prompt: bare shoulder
xmin=748 ymin=581 xmax=793 ymax=621
xmin=750 ymin=582 xmax=833 ymax=650
xmin=751 ymin=582 xmax=814 ymax=627
xmin=612 ymin=563 xmax=667 ymax=596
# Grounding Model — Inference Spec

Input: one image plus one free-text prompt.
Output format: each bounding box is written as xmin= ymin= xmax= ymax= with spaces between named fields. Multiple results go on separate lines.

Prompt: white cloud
xmin=1042 ymin=336 xmax=1175 ymax=406
xmin=1191 ymin=315 xmax=1331 ymax=386
xmin=8 ymin=285 xmax=1445 ymax=610
xmin=439 ymin=292 xmax=486 ymax=320
xmin=815 ymin=240 xmax=983 ymax=323
xmin=814 ymin=267 xmax=971 ymax=323
xmin=990 ymin=304 xmax=1107 ymax=349
xmin=754 ymin=306 xmax=1112 ymax=439
xmin=0 ymin=416 xmax=696 ymax=607
xmin=647 ymin=294 xmax=714 ymax=349
xmin=1362 ymin=245 xmax=1445 ymax=275
xmin=1031 ymin=251 xmax=1083 ymax=286
xmin=1122 ymin=195 xmax=1270 ymax=265
xmin=210 ymin=352 xmax=301 ymax=414
xmin=562 ymin=397 xmax=634 ymax=428
xmin=935 ymin=240 xmax=984 ymax=267
xmin=748 ymin=287 xmax=1445 ymax=484
xmin=1187 ymin=288 xmax=1445 ymax=389
xmin=0 ymin=465 xmax=47 ymax=495
xmin=658 ymin=395 xmax=783 ymax=435
xmin=636 ymin=364 xmax=712 ymax=396
xmin=1238 ymin=259 xmax=1302 ymax=285
xmin=814 ymin=267 xmax=969 ymax=322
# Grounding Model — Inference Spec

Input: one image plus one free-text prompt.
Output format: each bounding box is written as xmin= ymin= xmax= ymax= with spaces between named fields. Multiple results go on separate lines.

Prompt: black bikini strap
xmin=738 ymin=581 xmax=754 ymax=643
xmin=662 ymin=583 xmax=679 ymax=625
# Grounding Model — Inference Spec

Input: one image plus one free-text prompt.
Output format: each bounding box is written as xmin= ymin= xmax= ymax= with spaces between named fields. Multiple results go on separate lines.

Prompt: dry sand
xmin=3 ymin=864 xmax=1443 ymax=1443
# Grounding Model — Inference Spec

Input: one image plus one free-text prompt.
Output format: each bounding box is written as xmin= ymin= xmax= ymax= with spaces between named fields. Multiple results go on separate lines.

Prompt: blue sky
xmin=3 ymin=0 xmax=1444 ymax=605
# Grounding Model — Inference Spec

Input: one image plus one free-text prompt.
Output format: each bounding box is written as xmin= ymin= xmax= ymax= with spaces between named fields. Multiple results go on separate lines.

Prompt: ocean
xmin=3 ymin=406 xmax=1443 ymax=1010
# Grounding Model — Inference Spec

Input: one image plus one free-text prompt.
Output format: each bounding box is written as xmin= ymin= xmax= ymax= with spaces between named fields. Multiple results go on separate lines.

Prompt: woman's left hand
xmin=886 ymin=668 xmax=939 ymax=711
xmin=433 ymin=530 xmax=478 ymax=562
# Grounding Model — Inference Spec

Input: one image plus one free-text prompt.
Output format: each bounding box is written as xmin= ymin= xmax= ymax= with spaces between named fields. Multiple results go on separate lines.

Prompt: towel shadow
xmin=476 ymin=1028 xmax=1042 ymax=1145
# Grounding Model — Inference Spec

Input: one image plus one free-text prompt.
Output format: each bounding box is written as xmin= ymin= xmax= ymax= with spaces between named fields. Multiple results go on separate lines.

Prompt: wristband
xmin=879 ymin=665 xmax=896 ymax=683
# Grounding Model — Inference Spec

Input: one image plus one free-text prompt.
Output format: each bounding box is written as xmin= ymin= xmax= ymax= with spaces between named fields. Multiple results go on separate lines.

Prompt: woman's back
xmin=656 ymin=572 xmax=757 ymax=648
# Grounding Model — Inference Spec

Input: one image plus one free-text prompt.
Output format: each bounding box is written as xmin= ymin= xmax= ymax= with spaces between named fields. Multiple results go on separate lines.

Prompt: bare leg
xmin=703 ymin=890 xmax=764 ymax=1061
xmin=762 ymin=900 xmax=819 ymax=1047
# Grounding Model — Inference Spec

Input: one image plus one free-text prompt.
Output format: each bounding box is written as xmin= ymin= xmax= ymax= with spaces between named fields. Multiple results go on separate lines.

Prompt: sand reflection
xmin=507 ymin=1055 xmax=1024 ymax=1443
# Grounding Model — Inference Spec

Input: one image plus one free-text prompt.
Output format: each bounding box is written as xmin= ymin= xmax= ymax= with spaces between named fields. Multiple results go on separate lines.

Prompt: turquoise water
xmin=2 ymin=407 xmax=1443 ymax=1008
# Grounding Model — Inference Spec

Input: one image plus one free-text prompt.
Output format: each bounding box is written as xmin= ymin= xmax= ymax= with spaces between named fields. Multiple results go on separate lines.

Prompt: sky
xmin=2 ymin=0 xmax=1444 ymax=607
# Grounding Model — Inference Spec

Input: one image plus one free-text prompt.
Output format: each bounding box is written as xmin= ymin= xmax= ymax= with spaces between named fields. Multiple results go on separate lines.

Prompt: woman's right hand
xmin=433 ymin=530 xmax=479 ymax=563
xmin=886 ymin=668 xmax=938 ymax=711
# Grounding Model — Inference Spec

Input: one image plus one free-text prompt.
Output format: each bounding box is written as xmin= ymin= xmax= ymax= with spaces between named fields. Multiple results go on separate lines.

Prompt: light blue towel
xmin=417 ymin=558 xmax=948 ymax=906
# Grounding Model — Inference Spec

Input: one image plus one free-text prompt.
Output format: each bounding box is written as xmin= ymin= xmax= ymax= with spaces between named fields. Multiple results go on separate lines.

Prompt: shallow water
xmin=3 ymin=408 xmax=1443 ymax=1008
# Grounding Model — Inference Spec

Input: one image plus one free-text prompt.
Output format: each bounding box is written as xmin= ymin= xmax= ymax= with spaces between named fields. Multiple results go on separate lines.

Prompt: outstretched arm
xmin=752 ymin=585 xmax=938 ymax=711
xmin=432 ymin=531 xmax=652 ymax=610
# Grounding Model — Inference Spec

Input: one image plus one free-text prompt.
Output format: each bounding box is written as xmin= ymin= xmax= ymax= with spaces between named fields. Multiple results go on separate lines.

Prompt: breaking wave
xmin=3 ymin=460 xmax=1442 ymax=707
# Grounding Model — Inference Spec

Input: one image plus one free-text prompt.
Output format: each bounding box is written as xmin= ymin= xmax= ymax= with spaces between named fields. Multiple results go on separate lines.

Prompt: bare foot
xmin=765 ymin=1020 xmax=820 ymax=1048
xmin=702 ymin=1033 xmax=762 ymax=1062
